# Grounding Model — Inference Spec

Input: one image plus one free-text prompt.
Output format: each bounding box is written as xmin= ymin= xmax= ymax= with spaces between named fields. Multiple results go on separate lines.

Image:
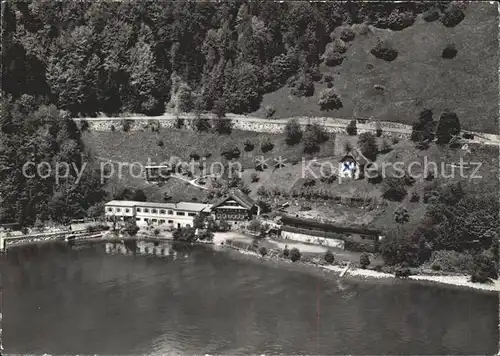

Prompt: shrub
xmin=323 ymin=74 xmax=334 ymax=83
xmin=370 ymin=39 xmax=398 ymax=62
xmin=357 ymin=132 xmax=378 ymax=161
xmin=110 ymin=124 xmax=115 ymax=132
xmin=395 ymin=267 xmax=411 ymax=278
xmin=449 ymin=135 xmax=462 ymax=148
xmin=411 ymin=109 xmax=436 ymax=143
xmin=153 ymin=228 xmax=160 ymax=236
xmin=173 ymin=227 xmax=197 ymax=243
xmin=251 ymin=172 xmax=259 ymax=182
xmin=124 ymin=220 xmax=139 ymax=236
xmin=303 ymin=177 xmax=316 ymax=187
xmin=80 ymin=120 xmax=89 ymax=131
xmin=248 ymin=219 xmax=262 ymax=233
xmin=320 ymin=165 xmax=336 ymax=183
xmin=175 ymin=117 xmax=185 ymax=129
xmin=290 ymin=248 xmax=301 ymax=262
xmin=122 ymin=119 xmax=133 ymax=132
xmin=323 ymin=41 xmax=347 ymax=67
xmin=257 ymin=186 xmax=268 ymax=197
xmin=415 ymin=140 xmax=429 ymax=150
xmin=285 ymin=119 xmax=303 ymax=145
xmin=360 ymin=253 xmax=371 ymax=268
xmin=157 ymin=139 xmax=164 ymax=147
xmin=403 ymin=173 xmax=415 ymax=186
xmin=318 ymin=88 xmax=343 ymax=111
xmin=440 ymin=3 xmax=465 ymax=28
xmin=423 ymin=8 xmax=440 ymax=22
xmin=217 ymin=220 xmax=231 ymax=232
xmin=265 ymin=105 xmax=276 ymax=119
xmin=436 ymin=110 xmax=461 ymax=144
xmin=431 ymin=263 xmax=441 ymax=271
xmin=379 ymin=139 xmax=392 ymax=153
xmin=300 ymin=205 xmax=312 ymax=211
xmin=367 ymin=168 xmax=382 ymax=184
xmin=391 ymin=136 xmax=399 ymax=144
xmin=462 ymin=132 xmax=474 ymax=139
xmin=289 ymin=71 xmax=314 ymax=97
xmin=471 ymin=253 xmax=498 ymax=283
xmin=189 ymin=151 xmax=200 ymax=161
xmin=243 ymin=139 xmax=254 ymax=152
xmin=213 ymin=118 xmax=233 ymax=134
xmin=442 ymin=43 xmax=457 ymax=59
xmin=303 ymin=122 xmax=329 ymax=153
xmin=394 ymin=206 xmax=410 ymax=224
xmin=382 ymin=176 xmax=407 ymax=201
xmin=431 ymin=250 xmax=474 ymax=273
xmin=193 ymin=118 xmax=211 ymax=132
xmin=282 ymin=246 xmax=290 ymax=258
xmin=221 ymin=144 xmax=241 ymax=160
xmin=346 ymin=120 xmax=357 ymax=135
xmin=343 ymin=140 xmax=353 ymax=153
xmin=340 ymin=27 xmax=355 ymax=42
xmin=358 ymin=23 xmax=372 ymax=36
xmin=388 ymin=10 xmax=416 ymax=31
xmin=261 ymin=137 xmax=274 ymax=153
xmin=410 ymin=192 xmax=420 ymax=202
xmin=255 ymin=159 xmax=268 ymax=171
xmin=259 ymin=246 xmax=268 ymax=257
xmin=86 ymin=224 xmax=109 ymax=233
xmin=375 ymin=122 xmax=383 ymax=137
xmin=324 ymin=250 xmax=335 ymax=264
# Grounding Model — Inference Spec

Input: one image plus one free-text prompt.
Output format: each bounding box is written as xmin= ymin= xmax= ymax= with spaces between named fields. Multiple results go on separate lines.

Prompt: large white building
xmin=105 ymin=200 xmax=212 ymax=229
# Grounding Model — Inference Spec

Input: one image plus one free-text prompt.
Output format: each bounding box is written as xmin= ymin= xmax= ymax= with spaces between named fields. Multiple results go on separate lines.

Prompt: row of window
xmin=216 ymin=213 xmax=247 ymax=220
xmin=215 ymin=209 xmax=248 ymax=214
xmin=136 ymin=218 xmax=173 ymax=224
xmin=107 ymin=207 xmax=132 ymax=213
xmin=107 ymin=207 xmax=196 ymax=217
xmin=136 ymin=217 xmax=191 ymax=227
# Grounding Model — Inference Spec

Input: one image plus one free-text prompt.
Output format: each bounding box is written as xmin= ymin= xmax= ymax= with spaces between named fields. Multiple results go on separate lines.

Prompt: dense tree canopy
xmin=2 ymin=1 xmax=450 ymax=117
xmin=0 ymin=97 xmax=105 ymax=225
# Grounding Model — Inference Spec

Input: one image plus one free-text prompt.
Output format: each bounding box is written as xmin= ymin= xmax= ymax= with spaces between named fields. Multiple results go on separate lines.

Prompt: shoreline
xmin=219 ymin=238 xmax=500 ymax=293
xmin=3 ymin=233 xmax=499 ymax=293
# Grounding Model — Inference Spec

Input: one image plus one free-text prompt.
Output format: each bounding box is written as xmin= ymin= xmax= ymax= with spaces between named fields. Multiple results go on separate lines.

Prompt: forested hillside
xmin=1 ymin=1 xmax=498 ymax=227
xmin=3 ymin=1 xmax=496 ymax=132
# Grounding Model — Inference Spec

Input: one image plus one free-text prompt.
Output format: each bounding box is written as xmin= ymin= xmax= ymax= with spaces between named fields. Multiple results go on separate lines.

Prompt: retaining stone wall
xmin=73 ymin=114 xmax=412 ymax=139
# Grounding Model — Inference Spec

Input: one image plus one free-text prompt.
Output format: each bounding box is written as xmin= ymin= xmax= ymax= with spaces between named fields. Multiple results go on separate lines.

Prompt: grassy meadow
xmin=253 ymin=3 xmax=498 ymax=133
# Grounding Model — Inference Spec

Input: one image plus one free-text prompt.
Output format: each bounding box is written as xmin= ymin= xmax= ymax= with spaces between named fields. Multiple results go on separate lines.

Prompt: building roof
xmin=340 ymin=148 xmax=371 ymax=166
xmin=175 ymin=202 xmax=212 ymax=212
xmin=105 ymin=200 xmax=140 ymax=207
xmin=105 ymin=200 xmax=211 ymax=212
xmin=211 ymin=190 xmax=256 ymax=210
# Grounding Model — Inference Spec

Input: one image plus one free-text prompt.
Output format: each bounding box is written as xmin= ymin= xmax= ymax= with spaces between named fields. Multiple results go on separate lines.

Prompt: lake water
xmin=1 ymin=240 xmax=498 ymax=354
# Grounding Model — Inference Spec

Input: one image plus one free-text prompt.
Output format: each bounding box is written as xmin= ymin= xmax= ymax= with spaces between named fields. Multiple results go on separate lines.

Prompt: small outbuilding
xmin=339 ymin=148 xmax=372 ymax=179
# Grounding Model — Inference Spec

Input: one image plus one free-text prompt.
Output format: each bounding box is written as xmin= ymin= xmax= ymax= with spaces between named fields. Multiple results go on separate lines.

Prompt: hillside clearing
xmin=253 ymin=4 xmax=498 ymax=133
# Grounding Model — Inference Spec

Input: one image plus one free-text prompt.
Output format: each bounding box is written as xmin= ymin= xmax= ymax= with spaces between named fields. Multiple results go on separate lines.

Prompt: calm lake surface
xmin=1 ymin=240 xmax=498 ymax=355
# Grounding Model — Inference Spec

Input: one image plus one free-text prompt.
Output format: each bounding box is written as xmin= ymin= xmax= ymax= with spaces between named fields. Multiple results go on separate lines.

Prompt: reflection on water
xmin=1 ymin=241 xmax=498 ymax=355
